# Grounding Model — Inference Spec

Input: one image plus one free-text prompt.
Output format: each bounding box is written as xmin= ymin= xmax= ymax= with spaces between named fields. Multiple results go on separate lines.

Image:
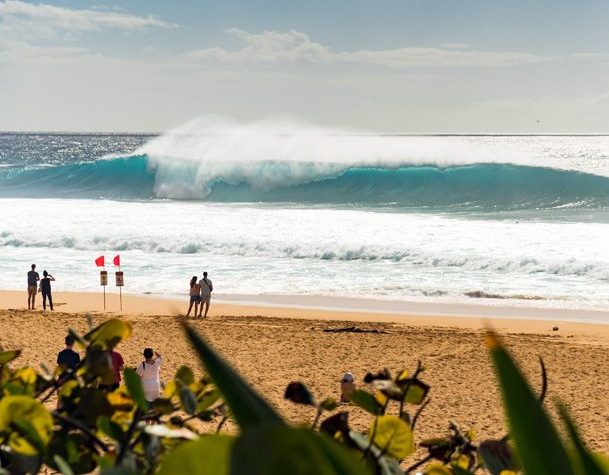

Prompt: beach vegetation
xmin=0 ymin=318 xmax=606 ymax=474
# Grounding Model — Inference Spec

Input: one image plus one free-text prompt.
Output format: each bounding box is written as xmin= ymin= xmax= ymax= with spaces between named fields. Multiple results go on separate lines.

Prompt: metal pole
xmin=103 ymin=285 xmax=106 ymax=310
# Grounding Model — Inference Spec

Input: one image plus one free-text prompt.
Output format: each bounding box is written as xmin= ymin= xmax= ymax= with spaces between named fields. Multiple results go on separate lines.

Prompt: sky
xmin=1 ymin=0 xmax=609 ymax=133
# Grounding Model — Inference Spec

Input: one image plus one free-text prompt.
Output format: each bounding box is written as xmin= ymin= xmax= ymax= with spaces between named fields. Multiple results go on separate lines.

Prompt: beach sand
xmin=2 ymin=290 xmax=609 ymax=462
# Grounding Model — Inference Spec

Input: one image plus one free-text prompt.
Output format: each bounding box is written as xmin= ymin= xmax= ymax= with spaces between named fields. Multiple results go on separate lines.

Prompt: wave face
xmin=2 ymin=120 xmax=609 ymax=210
xmin=2 ymin=155 xmax=609 ymax=210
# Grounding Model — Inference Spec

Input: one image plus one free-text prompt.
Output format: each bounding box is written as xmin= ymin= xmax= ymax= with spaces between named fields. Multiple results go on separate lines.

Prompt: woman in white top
xmin=135 ymin=348 xmax=162 ymax=403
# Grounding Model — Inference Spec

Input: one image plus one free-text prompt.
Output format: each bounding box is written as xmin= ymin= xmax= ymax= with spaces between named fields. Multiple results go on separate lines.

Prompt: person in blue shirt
xmin=27 ymin=264 xmax=39 ymax=310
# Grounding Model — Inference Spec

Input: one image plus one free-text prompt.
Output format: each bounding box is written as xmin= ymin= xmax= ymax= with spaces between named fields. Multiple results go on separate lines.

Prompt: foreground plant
xmin=0 ymin=318 xmax=607 ymax=474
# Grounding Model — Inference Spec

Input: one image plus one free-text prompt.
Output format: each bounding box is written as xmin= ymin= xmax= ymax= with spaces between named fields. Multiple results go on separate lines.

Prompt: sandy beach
xmin=2 ymin=289 xmax=609 ymax=459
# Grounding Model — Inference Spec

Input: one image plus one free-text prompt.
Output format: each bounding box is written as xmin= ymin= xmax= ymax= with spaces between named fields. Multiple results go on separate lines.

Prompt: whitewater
xmin=1 ymin=117 xmax=609 ymax=310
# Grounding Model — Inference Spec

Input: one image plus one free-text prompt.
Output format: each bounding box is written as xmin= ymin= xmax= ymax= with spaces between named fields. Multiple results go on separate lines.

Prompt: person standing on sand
xmin=40 ymin=270 xmax=55 ymax=311
xmin=135 ymin=348 xmax=162 ymax=406
xmin=198 ymin=271 xmax=213 ymax=318
xmin=186 ymin=276 xmax=201 ymax=317
xmin=98 ymin=349 xmax=125 ymax=391
xmin=27 ymin=264 xmax=40 ymax=310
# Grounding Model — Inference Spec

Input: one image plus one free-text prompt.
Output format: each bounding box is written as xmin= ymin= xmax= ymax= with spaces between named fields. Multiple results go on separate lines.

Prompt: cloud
xmin=0 ymin=38 xmax=89 ymax=62
xmin=0 ymin=0 xmax=175 ymax=39
xmin=183 ymin=28 xmax=558 ymax=68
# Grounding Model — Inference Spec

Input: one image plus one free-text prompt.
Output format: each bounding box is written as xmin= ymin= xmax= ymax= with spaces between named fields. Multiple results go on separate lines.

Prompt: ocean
xmin=2 ymin=118 xmax=609 ymax=311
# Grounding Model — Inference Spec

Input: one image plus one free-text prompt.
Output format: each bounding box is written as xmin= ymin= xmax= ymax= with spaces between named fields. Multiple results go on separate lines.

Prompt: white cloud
xmin=183 ymin=28 xmax=558 ymax=68
xmin=0 ymin=0 xmax=175 ymax=39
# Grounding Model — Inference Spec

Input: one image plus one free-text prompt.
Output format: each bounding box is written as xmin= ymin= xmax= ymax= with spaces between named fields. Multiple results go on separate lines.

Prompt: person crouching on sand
xmin=187 ymin=276 xmax=201 ymax=317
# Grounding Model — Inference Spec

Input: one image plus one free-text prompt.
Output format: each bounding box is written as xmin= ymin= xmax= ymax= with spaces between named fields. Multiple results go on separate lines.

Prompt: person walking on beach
xmin=135 ymin=348 xmax=162 ymax=407
xmin=198 ymin=271 xmax=213 ymax=319
xmin=98 ymin=349 xmax=125 ymax=391
xmin=27 ymin=264 xmax=40 ymax=310
xmin=40 ymin=270 xmax=55 ymax=311
xmin=57 ymin=334 xmax=80 ymax=376
xmin=186 ymin=276 xmax=201 ymax=317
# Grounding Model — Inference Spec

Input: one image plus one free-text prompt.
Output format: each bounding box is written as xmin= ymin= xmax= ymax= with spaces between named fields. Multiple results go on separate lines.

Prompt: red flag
xmin=95 ymin=256 xmax=105 ymax=267
xmin=113 ymin=255 xmax=121 ymax=267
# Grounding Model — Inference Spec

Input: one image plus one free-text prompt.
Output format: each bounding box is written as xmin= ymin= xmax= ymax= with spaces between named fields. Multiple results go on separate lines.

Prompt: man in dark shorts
xmin=27 ymin=264 xmax=39 ymax=310
xmin=57 ymin=335 xmax=80 ymax=375
xmin=40 ymin=270 xmax=55 ymax=311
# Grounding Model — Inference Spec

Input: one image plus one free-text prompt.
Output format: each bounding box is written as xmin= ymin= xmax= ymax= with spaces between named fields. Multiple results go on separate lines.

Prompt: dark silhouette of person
xmin=40 ymin=270 xmax=55 ymax=311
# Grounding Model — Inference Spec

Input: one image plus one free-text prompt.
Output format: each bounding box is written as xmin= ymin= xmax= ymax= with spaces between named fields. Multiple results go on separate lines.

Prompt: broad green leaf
xmin=184 ymin=324 xmax=283 ymax=428
xmin=175 ymin=366 xmax=195 ymax=385
xmin=158 ymin=435 xmax=234 ymax=475
xmin=84 ymin=319 xmax=132 ymax=350
xmin=425 ymin=463 xmax=452 ymax=475
xmin=123 ymin=368 xmax=147 ymax=411
xmin=348 ymin=431 xmax=401 ymax=475
xmin=486 ymin=331 xmax=574 ymax=475
xmin=0 ymin=395 xmax=53 ymax=455
xmin=231 ymin=425 xmax=371 ymax=475
xmin=558 ymin=403 xmax=608 ymax=475
xmin=0 ymin=349 xmax=21 ymax=364
xmin=196 ymin=388 xmax=221 ymax=412
xmin=369 ymin=415 xmax=414 ymax=460
xmin=97 ymin=416 xmax=125 ymax=443
xmin=350 ymin=390 xmax=383 ymax=415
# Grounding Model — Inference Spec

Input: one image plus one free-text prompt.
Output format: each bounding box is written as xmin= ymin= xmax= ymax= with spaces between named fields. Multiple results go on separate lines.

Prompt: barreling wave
xmin=2 ymin=154 xmax=609 ymax=210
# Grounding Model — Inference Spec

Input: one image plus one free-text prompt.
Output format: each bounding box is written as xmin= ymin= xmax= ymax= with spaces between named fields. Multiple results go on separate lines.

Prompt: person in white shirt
xmin=135 ymin=348 xmax=162 ymax=404
xmin=198 ymin=271 xmax=213 ymax=319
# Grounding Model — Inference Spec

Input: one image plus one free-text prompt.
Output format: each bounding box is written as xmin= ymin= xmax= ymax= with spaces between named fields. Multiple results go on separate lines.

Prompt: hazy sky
xmin=1 ymin=0 xmax=609 ymax=133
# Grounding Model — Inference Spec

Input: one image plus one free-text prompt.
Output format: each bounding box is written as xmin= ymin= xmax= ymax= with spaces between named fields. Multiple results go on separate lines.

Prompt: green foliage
xmin=0 ymin=318 xmax=607 ymax=474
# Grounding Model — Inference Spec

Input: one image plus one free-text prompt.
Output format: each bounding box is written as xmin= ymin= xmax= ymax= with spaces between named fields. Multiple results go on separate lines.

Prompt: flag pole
xmin=103 ymin=266 xmax=106 ymax=311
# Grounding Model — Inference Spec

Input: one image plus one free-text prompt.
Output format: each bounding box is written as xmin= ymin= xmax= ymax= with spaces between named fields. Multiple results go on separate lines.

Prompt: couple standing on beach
xmin=187 ymin=271 xmax=213 ymax=318
xmin=27 ymin=263 xmax=55 ymax=310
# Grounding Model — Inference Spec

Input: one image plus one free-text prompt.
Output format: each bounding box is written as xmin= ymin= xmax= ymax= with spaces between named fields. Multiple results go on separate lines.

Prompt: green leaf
xmin=196 ymin=388 xmax=221 ymax=412
xmin=158 ymin=435 xmax=234 ymax=475
xmin=84 ymin=319 xmax=132 ymax=350
xmin=97 ymin=416 xmax=125 ymax=443
xmin=231 ymin=425 xmax=371 ymax=475
xmin=558 ymin=402 xmax=608 ymax=475
xmin=350 ymin=390 xmax=383 ymax=415
xmin=369 ymin=415 xmax=414 ymax=460
xmin=0 ymin=350 xmax=21 ymax=365
xmin=53 ymin=454 xmax=75 ymax=475
xmin=183 ymin=324 xmax=283 ymax=428
xmin=123 ymin=368 xmax=147 ymax=411
xmin=348 ymin=431 xmax=401 ymax=475
xmin=175 ymin=366 xmax=195 ymax=385
xmin=486 ymin=331 xmax=575 ymax=475
xmin=0 ymin=395 xmax=53 ymax=455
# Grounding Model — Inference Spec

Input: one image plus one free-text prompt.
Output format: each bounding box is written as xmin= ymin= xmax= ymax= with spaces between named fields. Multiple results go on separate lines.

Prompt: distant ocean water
xmin=2 ymin=118 xmax=609 ymax=310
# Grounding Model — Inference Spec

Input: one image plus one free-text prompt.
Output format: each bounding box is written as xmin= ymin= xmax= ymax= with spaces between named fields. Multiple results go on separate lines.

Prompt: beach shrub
xmin=0 ymin=318 xmax=606 ymax=474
